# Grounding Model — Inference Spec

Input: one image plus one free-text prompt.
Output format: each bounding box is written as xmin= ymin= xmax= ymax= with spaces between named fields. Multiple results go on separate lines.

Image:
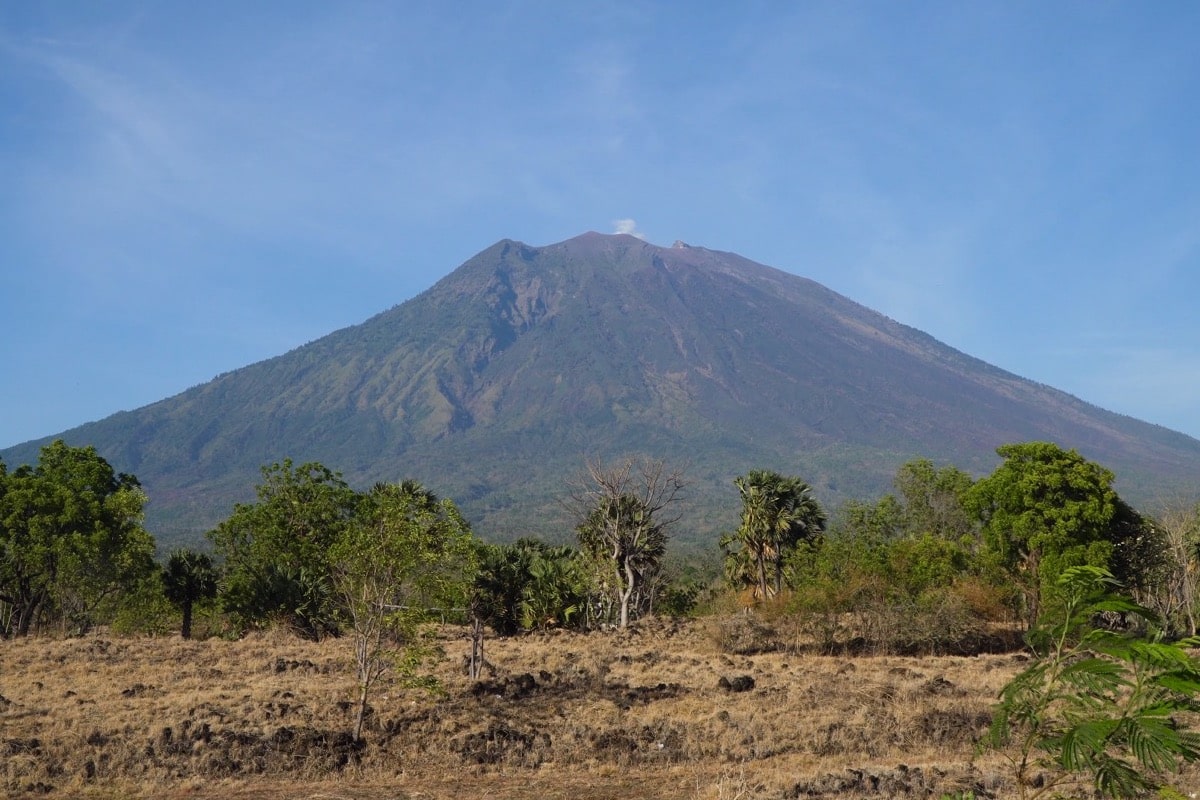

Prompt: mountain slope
xmin=5 ymin=232 xmax=1199 ymax=547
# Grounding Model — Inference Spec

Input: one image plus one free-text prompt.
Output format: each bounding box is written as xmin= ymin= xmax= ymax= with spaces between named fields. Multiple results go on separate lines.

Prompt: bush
xmin=988 ymin=566 xmax=1200 ymax=799
xmin=109 ymin=577 xmax=178 ymax=636
xmin=708 ymin=613 xmax=780 ymax=655
xmin=655 ymin=579 xmax=701 ymax=619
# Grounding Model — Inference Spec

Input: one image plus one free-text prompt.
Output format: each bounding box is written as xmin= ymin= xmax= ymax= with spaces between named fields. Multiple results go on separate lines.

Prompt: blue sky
xmin=2 ymin=2 xmax=1199 ymax=449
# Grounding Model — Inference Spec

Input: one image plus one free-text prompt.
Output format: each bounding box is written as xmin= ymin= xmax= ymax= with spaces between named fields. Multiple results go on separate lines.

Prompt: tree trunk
xmin=13 ymin=584 xmax=46 ymax=637
xmin=756 ymin=549 xmax=769 ymax=604
xmin=180 ymin=598 xmax=194 ymax=639
xmin=469 ymin=615 xmax=484 ymax=679
xmin=1023 ymin=550 xmax=1042 ymax=630
xmin=352 ymin=681 xmax=369 ymax=743
xmin=16 ymin=606 xmax=33 ymax=636
xmin=619 ymin=557 xmax=635 ymax=628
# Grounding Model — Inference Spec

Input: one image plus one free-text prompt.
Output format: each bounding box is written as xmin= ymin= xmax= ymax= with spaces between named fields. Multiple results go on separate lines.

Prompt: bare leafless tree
xmin=1139 ymin=502 xmax=1200 ymax=637
xmin=567 ymin=456 xmax=686 ymax=628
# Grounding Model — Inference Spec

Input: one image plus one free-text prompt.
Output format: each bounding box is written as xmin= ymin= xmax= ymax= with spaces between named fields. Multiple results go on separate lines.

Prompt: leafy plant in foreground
xmin=988 ymin=565 xmax=1200 ymax=798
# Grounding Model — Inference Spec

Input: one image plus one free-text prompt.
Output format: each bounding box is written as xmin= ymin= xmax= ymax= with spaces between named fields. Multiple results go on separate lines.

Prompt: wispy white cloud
xmin=2 ymin=3 xmax=1200 ymax=446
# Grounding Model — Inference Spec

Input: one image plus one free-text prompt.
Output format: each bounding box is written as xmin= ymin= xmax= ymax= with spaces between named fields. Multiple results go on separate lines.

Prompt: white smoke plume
xmin=612 ymin=218 xmax=646 ymax=240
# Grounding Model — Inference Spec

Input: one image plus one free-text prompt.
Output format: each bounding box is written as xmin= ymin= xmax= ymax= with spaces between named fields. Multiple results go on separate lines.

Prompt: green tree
xmin=209 ymin=459 xmax=357 ymax=638
xmin=787 ymin=468 xmax=994 ymax=656
xmin=0 ymin=441 xmax=155 ymax=636
xmin=466 ymin=539 xmax=587 ymax=675
xmin=162 ymin=549 xmax=219 ymax=639
xmin=471 ymin=541 xmax=536 ymax=638
xmin=571 ymin=457 xmax=684 ymax=628
xmin=471 ymin=539 xmax=585 ymax=636
xmin=330 ymin=481 xmax=476 ymax=743
xmin=967 ymin=442 xmax=1148 ymax=628
xmin=517 ymin=543 xmax=587 ymax=630
xmin=989 ymin=566 xmax=1200 ymax=799
xmin=892 ymin=458 xmax=975 ymax=541
xmin=886 ymin=532 xmax=974 ymax=598
xmin=578 ymin=494 xmax=665 ymax=626
xmin=722 ymin=470 xmax=825 ymax=601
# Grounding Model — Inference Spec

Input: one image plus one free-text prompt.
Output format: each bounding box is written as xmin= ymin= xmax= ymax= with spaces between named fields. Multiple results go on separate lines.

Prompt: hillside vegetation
xmin=4 ymin=233 xmax=1198 ymax=550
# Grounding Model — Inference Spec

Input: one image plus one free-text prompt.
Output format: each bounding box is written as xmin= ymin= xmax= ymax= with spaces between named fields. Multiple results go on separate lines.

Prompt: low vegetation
xmin=4 ymin=439 xmax=1200 ymax=797
xmin=0 ymin=616 xmax=1028 ymax=799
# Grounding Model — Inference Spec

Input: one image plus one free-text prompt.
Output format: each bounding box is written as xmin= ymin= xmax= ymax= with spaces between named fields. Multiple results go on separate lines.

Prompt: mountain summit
xmin=5 ymin=232 xmax=1199 ymax=546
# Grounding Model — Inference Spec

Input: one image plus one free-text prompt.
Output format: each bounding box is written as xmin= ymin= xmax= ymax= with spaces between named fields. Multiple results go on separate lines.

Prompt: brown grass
xmin=0 ymin=616 xmax=1104 ymax=799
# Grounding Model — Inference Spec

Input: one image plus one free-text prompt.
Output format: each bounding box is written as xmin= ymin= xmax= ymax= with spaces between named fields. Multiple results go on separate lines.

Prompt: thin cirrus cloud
xmin=2 ymin=4 xmax=1200 ymax=447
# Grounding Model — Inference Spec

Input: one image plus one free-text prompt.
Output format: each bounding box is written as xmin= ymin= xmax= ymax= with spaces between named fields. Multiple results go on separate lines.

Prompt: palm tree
xmin=723 ymin=470 xmax=825 ymax=601
xmin=162 ymin=549 xmax=218 ymax=639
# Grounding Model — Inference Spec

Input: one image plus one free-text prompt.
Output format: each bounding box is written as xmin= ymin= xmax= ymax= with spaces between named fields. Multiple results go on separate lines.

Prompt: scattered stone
xmin=2 ymin=738 xmax=42 ymax=756
xmin=452 ymin=723 xmax=549 ymax=766
xmin=787 ymin=764 xmax=996 ymax=798
xmin=470 ymin=672 xmax=540 ymax=701
xmin=921 ymin=675 xmax=962 ymax=695
xmin=718 ymin=675 xmax=755 ymax=693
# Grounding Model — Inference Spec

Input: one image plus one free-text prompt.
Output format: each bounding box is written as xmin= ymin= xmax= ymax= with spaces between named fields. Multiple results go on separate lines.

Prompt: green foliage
xmin=967 ymin=442 xmax=1152 ymax=628
xmin=0 ymin=441 xmax=156 ymax=636
xmin=109 ymin=571 xmax=178 ymax=636
xmin=789 ymin=565 xmax=996 ymax=656
xmin=572 ymin=457 xmax=683 ymax=628
xmin=655 ymin=577 xmax=701 ymax=619
xmin=471 ymin=539 xmax=587 ymax=634
xmin=330 ymin=480 xmax=476 ymax=742
xmin=886 ymin=533 xmax=975 ymax=598
xmin=162 ymin=550 xmax=219 ymax=639
xmin=209 ymin=459 xmax=357 ymax=638
xmin=722 ymin=470 xmax=826 ymax=602
xmin=892 ymin=458 xmax=975 ymax=540
xmin=471 ymin=541 xmax=536 ymax=636
xmin=988 ymin=566 xmax=1200 ymax=799
xmin=578 ymin=493 xmax=666 ymax=626
xmin=332 ymin=481 xmax=476 ymax=618
xmin=783 ymin=459 xmax=997 ymax=655
xmin=520 ymin=544 xmax=587 ymax=630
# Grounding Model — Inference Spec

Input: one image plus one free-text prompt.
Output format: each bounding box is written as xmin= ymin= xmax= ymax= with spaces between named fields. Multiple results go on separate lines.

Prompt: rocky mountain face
xmin=5 ymin=232 xmax=1199 ymax=548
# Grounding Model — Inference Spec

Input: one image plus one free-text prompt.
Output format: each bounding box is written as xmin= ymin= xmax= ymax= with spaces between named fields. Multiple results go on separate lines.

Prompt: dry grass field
xmin=3 ymin=614 xmax=1185 ymax=800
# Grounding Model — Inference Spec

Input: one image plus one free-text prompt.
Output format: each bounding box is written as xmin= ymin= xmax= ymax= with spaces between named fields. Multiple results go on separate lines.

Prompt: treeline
xmin=2 ymin=439 xmax=1199 ymax=654
xmin=755 ymin=444 xmax=1175 ymax=655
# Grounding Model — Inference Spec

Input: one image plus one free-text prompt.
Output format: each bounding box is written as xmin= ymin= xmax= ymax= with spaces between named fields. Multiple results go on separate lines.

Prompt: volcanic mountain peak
xmin=3 ymin=233 xmax=1198 ymax=548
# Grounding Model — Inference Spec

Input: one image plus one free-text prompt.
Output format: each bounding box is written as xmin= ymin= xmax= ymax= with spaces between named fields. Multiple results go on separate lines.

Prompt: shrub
xmin=708 ymin=613 xmax=780 ymax=655
xmin=988 ymin=566 xmax=1200 ymax=799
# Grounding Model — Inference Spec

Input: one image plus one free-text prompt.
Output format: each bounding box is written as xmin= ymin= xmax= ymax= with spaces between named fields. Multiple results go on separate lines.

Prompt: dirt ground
xmin=0 ymin=615 xmax=1142 ymax=799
